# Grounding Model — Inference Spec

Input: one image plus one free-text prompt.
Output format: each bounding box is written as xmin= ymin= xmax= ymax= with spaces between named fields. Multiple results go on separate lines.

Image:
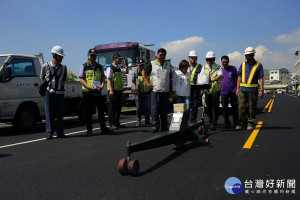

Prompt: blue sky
xmin=1 ymin=0 xmax=300 ymax=74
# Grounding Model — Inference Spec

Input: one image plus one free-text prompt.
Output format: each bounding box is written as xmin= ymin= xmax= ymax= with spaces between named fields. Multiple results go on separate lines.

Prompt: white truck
xmin=0 ymin=54 xmax=83 ymax=129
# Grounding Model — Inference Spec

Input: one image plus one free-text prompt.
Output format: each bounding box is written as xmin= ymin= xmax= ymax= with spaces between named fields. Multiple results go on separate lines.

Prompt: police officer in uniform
xmin=107 ymin=53 xmax=129 ymax=129
xmin=132 ymin=60 xmax=151 ymax=126
xmin=79 ymin=49 xmax=109 ymax=136
xmin=142 ymin=48 xmax=172 ymax=133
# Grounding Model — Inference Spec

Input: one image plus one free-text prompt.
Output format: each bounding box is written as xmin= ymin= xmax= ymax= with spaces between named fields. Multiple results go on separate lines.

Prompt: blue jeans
xmin=44 ymin=92 xmax=65 ymax=136
xmin=135 ymin=93 xmax=151 ymax=122
xmin=176 ymin=96 xmax=190 ymax=117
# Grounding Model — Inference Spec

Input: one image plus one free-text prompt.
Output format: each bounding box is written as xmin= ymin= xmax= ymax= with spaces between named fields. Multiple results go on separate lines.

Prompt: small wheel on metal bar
xmin=118 ymin=158 xmax=129 ymax=175
xmin=128 ymin=159 xmax=140 ymax=176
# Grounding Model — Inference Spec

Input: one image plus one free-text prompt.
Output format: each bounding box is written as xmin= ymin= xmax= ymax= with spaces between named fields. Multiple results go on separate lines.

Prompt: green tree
xmin=67 ymin=69 xmax=79 ymax=83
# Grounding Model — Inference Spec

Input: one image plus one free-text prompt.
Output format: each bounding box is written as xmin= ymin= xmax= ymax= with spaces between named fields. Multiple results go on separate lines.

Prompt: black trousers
xmin=189 ymin=86 xmax=200 ymax=122
xmin=83 ymin=92 xmax=106 ymax=131
xmin=108 ymin=90 xmax=123 ymax=126
xmin=221 ymin=93 xmax=239 ymax=125
xmin=151 ymin=92 xmax=169 ymax=131
xmin=205 ymin=92 xmax=220 ymax=125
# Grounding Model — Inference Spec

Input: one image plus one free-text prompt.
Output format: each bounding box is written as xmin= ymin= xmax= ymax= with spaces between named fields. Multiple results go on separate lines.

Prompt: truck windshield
xmin=97 ymin=49 xmax=138 ymax=68
xmin=0 ymin=56 xmax=8 ymax=66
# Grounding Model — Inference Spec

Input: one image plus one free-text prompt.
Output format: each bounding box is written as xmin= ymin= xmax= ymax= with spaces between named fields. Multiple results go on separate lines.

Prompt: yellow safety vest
xmin=206 ymin=64 xmax=221 ymax=94
xmin=107 ymin=65 xmax=123 ymax=91
xmin=137 ymin=73 xmax=151 ymax=93
xmin=82 ymin=62 xmax=102 ymax=92
xmin=240 ymin=61 xmax=260 ymax=88
xmin=187 ymin=64 xmax=200 ymax=85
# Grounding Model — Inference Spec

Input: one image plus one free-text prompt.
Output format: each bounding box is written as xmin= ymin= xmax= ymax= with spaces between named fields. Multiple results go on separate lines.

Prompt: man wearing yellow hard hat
xmin=236 ymin=47 xmax=264 ymax=131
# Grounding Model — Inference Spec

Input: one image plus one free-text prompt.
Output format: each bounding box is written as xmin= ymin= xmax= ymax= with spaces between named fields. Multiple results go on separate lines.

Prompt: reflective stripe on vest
xmin=82 ymin=63 xmax=102 ymax=92
xmin=107 ymin=66 xmax=123 ymax=91
xmin=240 ymin=61 xmax=260 ymax=88
xmin=205 ymin=64 xmax=221 ymax=94
xmin=187 ymin=64 xmax=199 ymax=85
xmin=137 ymin=75 xmax=151 ymax=93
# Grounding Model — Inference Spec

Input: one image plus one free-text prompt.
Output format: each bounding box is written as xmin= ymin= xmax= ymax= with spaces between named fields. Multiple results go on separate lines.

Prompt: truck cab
xmin=0 ymin=54 xmax=83 ymax=129
xmin=0 ymin=54 xmax=45 ymax=128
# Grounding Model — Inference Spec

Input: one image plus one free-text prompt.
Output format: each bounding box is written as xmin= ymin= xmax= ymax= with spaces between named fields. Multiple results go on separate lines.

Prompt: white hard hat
xmin=206 ymin=51 xmax=215 ymax=58
xmin=244 ymin=47 xmax=256 ymax=55
xmin=51 ymin=45 xmax=65 ymax=57
xmin=189 ymin=50 xmax=198 ymax=57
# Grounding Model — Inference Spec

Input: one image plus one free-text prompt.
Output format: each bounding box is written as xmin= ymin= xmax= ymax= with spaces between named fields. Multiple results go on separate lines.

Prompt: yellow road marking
xmin=243 ymin=121 xmax=263 ymax=149
xmin=268 ymin=99 xmax=275 ymax=112
xmin=262 ymin=99 xmax=272 ymax=112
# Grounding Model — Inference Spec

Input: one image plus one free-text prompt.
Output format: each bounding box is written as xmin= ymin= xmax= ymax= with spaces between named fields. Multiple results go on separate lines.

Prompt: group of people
xmin=40 ymin=45 xmax=264 ymax=139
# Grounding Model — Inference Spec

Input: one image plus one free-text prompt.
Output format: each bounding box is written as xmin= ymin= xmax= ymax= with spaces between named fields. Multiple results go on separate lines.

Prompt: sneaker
xmin=85 ymin=131 xmax=93 ymax=137
xmin=46 ymin=135 xmax=53 ymax=140
xmin=247 ymin=126 xmax=254 ymax=131
xmin=136 ymin=121 xmax=141 ymax=127
xmin=235 ymin=125 xmax=244 ymax=130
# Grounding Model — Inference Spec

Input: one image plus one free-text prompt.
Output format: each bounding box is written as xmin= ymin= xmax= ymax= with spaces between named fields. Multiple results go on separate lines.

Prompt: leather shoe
xmin=57 ymin=134 xmax=67 ymax=138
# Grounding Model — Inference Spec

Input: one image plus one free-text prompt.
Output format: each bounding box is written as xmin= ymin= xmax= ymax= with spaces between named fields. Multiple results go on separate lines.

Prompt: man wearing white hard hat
xmin=40 ymin=46 xmax=67 ymax=139
xmin=204 ymin=51 xmax=223 ymax=131
xmin=187 ymin=50 xmax=203 ymax=123
xmin=236 ymin=47 xmax=264 ymax=131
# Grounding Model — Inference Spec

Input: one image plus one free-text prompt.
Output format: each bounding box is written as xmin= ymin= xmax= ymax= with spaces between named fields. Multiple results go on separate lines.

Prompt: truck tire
xmin=13 ymin=104 xmax=37 ymax=129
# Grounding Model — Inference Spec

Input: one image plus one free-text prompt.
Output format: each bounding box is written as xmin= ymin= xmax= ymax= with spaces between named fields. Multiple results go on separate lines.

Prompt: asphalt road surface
xmin=0 ymin=94 xmax=299 ymax=200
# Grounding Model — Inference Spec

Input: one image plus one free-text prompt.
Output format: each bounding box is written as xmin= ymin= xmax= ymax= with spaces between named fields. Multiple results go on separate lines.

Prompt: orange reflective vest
xmin=240 ymin=61 xmax=260 ymax=88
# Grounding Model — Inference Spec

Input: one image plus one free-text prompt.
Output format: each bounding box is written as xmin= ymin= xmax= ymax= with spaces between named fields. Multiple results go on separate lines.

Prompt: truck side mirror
xmin=0 ymin=66 xmax=12 ymax=81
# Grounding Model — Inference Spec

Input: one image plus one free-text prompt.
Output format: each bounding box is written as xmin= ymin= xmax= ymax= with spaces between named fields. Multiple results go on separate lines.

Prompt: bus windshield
xmin=97 ymin=49 xmax=138 ymax=68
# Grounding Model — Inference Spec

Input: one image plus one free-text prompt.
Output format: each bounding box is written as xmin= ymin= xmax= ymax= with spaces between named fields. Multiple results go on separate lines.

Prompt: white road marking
xmin=0 ymin=113 xmax=174 ymax=149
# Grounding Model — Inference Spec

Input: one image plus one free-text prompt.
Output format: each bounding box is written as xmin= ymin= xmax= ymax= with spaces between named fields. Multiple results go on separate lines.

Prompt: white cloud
xmin=227 ymin=45 xmax=296 ymax=72
xmin=227 ymin=51 xmax=243 ymax=67
xmin=161 ymin=36 xmax=204 ymax=59
xmin=274 ymin=28 xmax=300 ymax=44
